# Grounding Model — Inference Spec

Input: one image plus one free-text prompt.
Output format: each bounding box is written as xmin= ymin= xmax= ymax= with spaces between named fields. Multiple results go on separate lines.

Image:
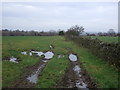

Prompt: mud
xmin=27 ymin=63 xmax=46 ymax=84
xmin=56 ymin=54 xmax=97 ymax=89
xmin=10 ymin=58 xmax=50 ymax=88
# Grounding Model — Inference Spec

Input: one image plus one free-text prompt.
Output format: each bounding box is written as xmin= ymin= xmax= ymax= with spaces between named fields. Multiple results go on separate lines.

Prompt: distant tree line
xmin=1 ymin=29 xmax=59 ymax=36
xmin=86 ymin=29 xmax=119 ymax=37
xmin=1 ymin=27 xmax=119 ymax=37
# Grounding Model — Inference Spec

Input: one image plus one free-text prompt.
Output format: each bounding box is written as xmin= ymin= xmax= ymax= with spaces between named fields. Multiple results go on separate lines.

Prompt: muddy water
xmin=73 ymin=65 xmax=81 ymax=74
xmin=13 ymin=50 xmax=54 ymax=87
xmin=69 ymin=54 xmax=88 ymax=88
xmin=57 ymin=53 xmax=89 ymax=89
xmin=26 ymin=51 xmax=54 ymax=84
xmin=73 ymin=65 xmax=88 ymax=88
xmin=27 ymin=58 xmax=51 ymax=84
xmin=27 ymin=64 xmax=46 ymax=84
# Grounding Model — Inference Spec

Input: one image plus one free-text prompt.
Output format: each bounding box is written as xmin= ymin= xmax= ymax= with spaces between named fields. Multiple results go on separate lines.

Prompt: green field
xmin=90 ymin=36 xmax=118 ymax=43
xmin=2 ymin=36 xmax=118 ymax=88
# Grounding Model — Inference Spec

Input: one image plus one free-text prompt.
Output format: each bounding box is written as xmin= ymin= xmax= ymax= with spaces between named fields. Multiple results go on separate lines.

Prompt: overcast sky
xmin=2 ymin=2 xmax=118 ymax=32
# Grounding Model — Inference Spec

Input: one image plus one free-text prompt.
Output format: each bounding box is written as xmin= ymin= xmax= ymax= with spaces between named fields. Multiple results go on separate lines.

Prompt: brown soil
xmin=79 ymin=62 xmax=97 ymax=88
xmin=56 ymin=60 xmax=97 ymax=89
xmin=9 ymin=58 xmax=47 ymax=88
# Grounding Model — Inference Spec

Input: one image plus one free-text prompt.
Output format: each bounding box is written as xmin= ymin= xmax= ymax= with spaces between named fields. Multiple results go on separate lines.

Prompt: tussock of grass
xmin=36 ymin=55 xmax=69 ymax=88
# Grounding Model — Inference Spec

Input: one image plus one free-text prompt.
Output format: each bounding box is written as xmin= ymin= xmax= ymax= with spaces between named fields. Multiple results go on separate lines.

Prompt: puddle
xmin=76 ymin=81 xmax=88 ymax=88
xmin=27 ymin=51 xmax=54 ymax=84
xmin=58 ymin=55 xmax=64 ymax=59
xmin=44 ymin=51 xmax=54 ymax=59
xmin=27 ymin=64 xmax=45 ymax=84
xmin=69 ymin=54 xmax=77 ymax=61
xmin=10 ymin=56 xmax=18 ymax=63
xmin=21 ymin=52 xmax=27 ymax=55
xmin=73 ymin=65 xmax=88 ymax=89
xmin=73 ymin=65 xmax=81 ymax=74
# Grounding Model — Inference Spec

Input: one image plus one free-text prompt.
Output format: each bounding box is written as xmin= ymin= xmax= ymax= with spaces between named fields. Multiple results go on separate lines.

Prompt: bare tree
xmin=66 ymin=25 xmax=84 ymax=36
xmin=107 ymin=29 xmax=116 ymax=36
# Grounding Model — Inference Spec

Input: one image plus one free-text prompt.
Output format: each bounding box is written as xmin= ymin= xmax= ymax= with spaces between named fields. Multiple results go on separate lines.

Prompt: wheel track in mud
xmin=56 ymin=51 xmax=97 ymax=89
xmin=7 ymin=46 xmax=97 ymax=88
xmin=10 ymin=58 xmax=49 ymax=88
xmin=9 ymin=47 xmax=55 ymax=88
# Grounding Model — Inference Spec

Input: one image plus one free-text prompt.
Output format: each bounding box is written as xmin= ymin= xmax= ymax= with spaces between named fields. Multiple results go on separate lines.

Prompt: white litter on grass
xmin=22 ymin=50 xmax=54 ymax=59
xmin=31 ymin=51 xmax=44 ymax=56
xmin=31 ymin=51 xmax=36 ymax=53
xmin=29 ymin=52 xmax=32 ymax=56
xmin=58 ymin=55 xmax=64 ymax=59
xmin=69 ymin=54 xmax=77 ymax=61
xmin=49 ymin=45 xmax=53 ymax=49
xmin=10 ymin=57 xmax=18 ymax=63
xmin=21 ymin=52 xmax=27 ymax=55
xmin=37 ymin=52 xmax=44 ymax=56
xmin=44 ymin=51 xmax=54 ymax=59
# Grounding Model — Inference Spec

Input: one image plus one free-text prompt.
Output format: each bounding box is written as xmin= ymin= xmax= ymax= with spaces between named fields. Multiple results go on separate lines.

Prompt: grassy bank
xmin=2 ymin=36 xmax=118 ymax=88
xmin=72 ymin=46 xmax=118 ymax=88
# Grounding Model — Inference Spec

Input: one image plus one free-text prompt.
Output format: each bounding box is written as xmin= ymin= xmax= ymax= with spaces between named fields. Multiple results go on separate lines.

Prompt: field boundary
xmin=65 ymin=36 xmax=120 ymax=69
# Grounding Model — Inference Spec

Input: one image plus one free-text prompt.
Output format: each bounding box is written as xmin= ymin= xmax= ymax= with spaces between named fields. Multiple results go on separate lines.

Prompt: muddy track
xmin=56 ymin=55 xmax=97 ymax=89
xmin=9 ymin=58 xmax=47 ymax=88
xmin=4 ymin=46 xmax=54 ymax=88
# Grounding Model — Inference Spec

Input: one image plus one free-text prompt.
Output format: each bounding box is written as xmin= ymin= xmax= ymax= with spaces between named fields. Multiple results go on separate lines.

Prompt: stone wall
xmin=66 ymin=36 xmax=120 ymax=69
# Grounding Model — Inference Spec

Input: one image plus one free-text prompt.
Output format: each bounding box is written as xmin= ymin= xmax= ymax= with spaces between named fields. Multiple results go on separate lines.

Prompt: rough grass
xmin=90 ymin=36 xmax=118 ymax=43
xmin=2 ymin=36 xmax=55 ymax=87
xmin=73 ymin=47 xmax=118 ymax=88
xmin=2 ymin=36 xmax=119 ymax=88
xmin=36 ymin=55 xmax=69 ymax=88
